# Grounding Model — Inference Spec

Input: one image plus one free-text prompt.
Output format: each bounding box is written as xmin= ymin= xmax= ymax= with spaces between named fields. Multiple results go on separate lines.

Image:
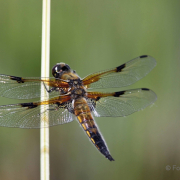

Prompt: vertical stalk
xmin=40 ymin=0 xmax=51 ymax=180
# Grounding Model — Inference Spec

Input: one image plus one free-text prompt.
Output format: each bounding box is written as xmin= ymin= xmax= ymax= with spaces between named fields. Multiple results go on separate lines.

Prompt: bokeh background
xmin=0 ymin=0 xmax=180 ymax=180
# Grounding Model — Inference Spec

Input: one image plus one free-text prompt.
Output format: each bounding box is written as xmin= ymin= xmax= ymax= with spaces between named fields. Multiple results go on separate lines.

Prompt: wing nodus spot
xmin=21 ymin=102 xmax=38 ymax=109
xmin=116 ymin=63 xmax=126 ymax=72
xmin=114 ymin=91 xmax=125 ymax=97
xmin=10 ymin=76 xmax=24 ymax=83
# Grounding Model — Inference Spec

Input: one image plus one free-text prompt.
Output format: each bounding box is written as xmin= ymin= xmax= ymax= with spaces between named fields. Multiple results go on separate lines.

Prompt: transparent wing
xmin=0 ymin=97 xmax=75 ymax=128
xmin=87 ymin=88 xmax=157 ymax=117
xmin=83 ymin=55 xmax=156 ymax=89
xmin=0 ymin=75 xmax=69 ymax=99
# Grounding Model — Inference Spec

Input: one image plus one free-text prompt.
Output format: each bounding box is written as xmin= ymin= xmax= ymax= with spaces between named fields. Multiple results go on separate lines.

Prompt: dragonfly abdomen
xmin=74 ymin=97 xmax=114 ymax=161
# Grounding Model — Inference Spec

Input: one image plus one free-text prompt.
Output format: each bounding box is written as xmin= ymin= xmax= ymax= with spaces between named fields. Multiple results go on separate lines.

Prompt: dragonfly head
xmin=52 ymin=63 xmax=71 ymax=78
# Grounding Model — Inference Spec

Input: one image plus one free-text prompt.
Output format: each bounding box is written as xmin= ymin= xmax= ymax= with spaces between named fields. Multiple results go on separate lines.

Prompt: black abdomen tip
xmin=106 ymin=154 xmax=115 ymax=161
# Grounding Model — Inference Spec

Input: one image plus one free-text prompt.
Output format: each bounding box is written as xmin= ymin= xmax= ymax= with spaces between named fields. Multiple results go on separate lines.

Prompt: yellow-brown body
xmin=58 ymin=65 xmax=114 ymax=161
xmin=0 ymin=56 xmax=157 ymax=162
xmin=74 ymin=97 xmax=113 ymax=160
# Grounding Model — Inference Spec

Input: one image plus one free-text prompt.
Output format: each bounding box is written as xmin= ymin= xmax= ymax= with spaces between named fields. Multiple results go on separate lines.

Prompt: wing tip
xmin=139 ymin=55 xmax=157 ymax=67
xmin=140 ymin=55 xmax=148 ymax=58
xmin=141 ymin=88 xmax=150 ymax=91
xmin=141 ymin=88 xmax=157 ymax=103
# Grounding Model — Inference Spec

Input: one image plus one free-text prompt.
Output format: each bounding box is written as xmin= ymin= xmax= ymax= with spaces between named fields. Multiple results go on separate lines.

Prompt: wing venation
xmin=83 ymin=55 xmax=156 ymax=89
xmin=0 ymin=96 xmax=75 ymax=128
xmin=87 ymin=88 xmax=157 ymax=117
xmin=0 ymin=75 xmax=69 ymax=99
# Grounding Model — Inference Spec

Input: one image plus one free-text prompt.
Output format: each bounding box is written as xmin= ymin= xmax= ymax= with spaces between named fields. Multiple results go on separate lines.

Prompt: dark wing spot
xmin=140 ymin=55 xmax=148 ymax=58
xmin=10 ymin=76 xmax=24 ymax=83
xmin=21 ymin=102 xmax=38 ymax=109
xmin=114 ymin=91 xmax=125 ymax=97
xmin=141 ymin=88 xmax=149 ymax=91
xmin=116 ymin=63 xmax=126 ymax=72
xmin=96 ymin=97 xmax=101 ymax=101
xmin=56 ymin=102 xmax=74 ymax=114
xmin=55 ymin=102 xmax=62 ymax=107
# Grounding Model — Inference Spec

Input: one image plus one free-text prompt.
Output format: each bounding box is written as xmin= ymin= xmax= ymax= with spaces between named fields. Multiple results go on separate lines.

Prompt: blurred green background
xmin=0 ymin=0 xmax=180 ymax=180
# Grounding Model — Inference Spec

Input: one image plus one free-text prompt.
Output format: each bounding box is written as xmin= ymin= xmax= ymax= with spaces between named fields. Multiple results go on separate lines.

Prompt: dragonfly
xmin=0 ymin=55 xmax=157 ymax=161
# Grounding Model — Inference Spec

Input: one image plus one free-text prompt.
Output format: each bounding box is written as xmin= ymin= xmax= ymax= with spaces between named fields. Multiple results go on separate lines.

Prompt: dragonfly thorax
xmin=71 ymin=88 xmax=86 ymax=99
xmin=68 ymin=79 xmax=82 ymax=87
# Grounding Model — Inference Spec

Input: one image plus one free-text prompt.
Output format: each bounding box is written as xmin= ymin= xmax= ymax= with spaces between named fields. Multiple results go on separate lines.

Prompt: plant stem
xmin=40 ymin=0 xmax=51 ymax=179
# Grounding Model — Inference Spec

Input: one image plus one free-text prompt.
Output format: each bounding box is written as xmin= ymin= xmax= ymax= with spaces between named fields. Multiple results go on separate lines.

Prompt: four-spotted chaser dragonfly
xmin=0 ymin=55 xmax=157 ymax=161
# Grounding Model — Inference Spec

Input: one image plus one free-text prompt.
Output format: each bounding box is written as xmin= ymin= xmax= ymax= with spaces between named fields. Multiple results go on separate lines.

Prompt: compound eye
xmin=52 ymin=65 xmax=61 ymax=78
xmin=61 ymin=65 xmax=70 ymax=71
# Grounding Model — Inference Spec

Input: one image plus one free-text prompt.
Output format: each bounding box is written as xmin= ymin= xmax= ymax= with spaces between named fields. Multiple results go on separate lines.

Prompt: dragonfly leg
xmin=42 ymin=81 xmax=57 ymax=93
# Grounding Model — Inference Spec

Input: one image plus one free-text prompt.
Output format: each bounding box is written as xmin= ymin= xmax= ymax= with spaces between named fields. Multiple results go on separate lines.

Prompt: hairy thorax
xmin=60 ymin=72 xmax=87 ymax=100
